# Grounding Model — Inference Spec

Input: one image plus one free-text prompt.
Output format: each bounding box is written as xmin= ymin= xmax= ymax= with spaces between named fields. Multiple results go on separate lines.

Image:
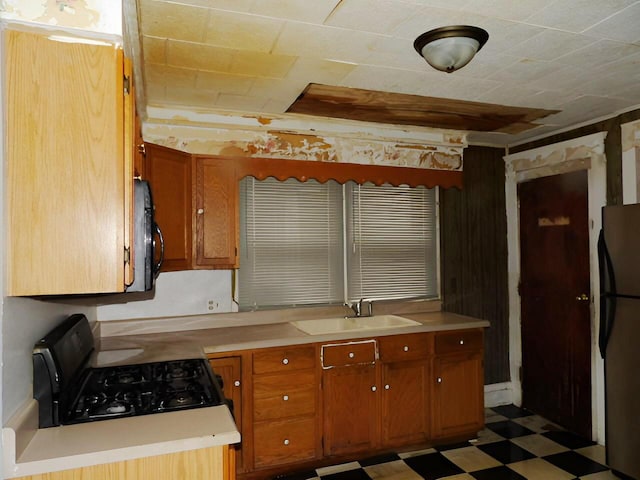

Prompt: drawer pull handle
xmin=283 ymin=439 xmax=290 ymax=446
xmin=283 ymin=395 xmax=289 ymax=401
xmin=348 ymin=352 xmax=355 ymax=359
xmin=437 ymin=377 xmax=442 ymax=383
xmin=282 ymin=358 xmax=289 ymax=365
xmin=197 ymin=208 xmax=204 ymax=215
xmin=384 ymin=384 xmax=390 ymax=390
xmin=234 ymin=380 xmax=240 ymax=387
xmin=403 ymin=346 xmax=409 ymax=352
xmin=371 ymin=386 xmax=377 ymax=392
xmin=459 ymin=339 xmax=464 ymax=345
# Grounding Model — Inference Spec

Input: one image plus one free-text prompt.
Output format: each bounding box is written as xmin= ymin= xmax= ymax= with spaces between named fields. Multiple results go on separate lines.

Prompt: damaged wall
xmin=0 ymin=0 xmax=121 ymax=35
xmin=143 ymin=107 xmax=466 ymax=172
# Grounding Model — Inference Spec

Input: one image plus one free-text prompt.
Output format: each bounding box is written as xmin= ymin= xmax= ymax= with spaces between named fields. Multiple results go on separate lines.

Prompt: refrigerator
xmin=598 ymin=203 xmax=640 ymax=480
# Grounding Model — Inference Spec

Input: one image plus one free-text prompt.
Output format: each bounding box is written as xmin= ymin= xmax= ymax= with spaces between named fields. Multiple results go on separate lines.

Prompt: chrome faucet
xmin=349 ymin=298 xmax=374 ymax=317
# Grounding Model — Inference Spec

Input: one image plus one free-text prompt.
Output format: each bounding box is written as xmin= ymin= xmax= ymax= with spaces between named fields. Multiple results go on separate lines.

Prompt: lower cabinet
xmin=322 ymin=343 xmax=379 ymax=455
xmin=432 ymin=330 xmax=485 ymax=439
xmin=15 ymin=446 xmax=234 ymax=480
xmin=250 ymin=345 xmax=321 ymax=469
xmin=208 ymin=356 xmax=244 ymax=472
xmin=208 ymin=328 xmax=484 ymax=478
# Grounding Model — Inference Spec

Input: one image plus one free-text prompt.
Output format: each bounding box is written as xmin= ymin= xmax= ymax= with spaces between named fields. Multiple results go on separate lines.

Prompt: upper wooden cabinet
xmin=5 ymin=30 xmax=133 ymax=296
xmin=144 ymin=144 xmax=238 ymax=271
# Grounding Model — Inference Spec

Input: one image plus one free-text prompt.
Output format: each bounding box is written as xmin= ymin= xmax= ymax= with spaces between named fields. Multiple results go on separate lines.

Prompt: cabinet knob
xmin=437 ymin=377 xmax=442 ymax=383
xmin=283 ymin=439 xmax=290 ymax=446
xmin=283 ymin=395 xmax=289 ymax=401
xmin=371 ymin=386 xmax=377 ymax=392
xmin=384 ymin=384 xmax=390 ymax=390
xmin=348 ymin=352 xmax=355 ymax=359
xmin=197 ymin=208 xmax=204 ymax=215
xmin=403 ymin=346 xmax=409 ymax=352
xmin=282 ymin=358 xmax=289 ymax=365
xmin=234 ymin=380 xmax=240 ymax=387
xmin=459 ymin=339 xmax=464 ymax=345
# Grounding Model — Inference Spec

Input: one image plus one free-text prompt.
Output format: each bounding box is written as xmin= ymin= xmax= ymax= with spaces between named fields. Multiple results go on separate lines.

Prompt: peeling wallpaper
xmin=0 ymin=0 xmax=121 ymax=35
xmin=143 ymin=123 xmax=465 ymax=171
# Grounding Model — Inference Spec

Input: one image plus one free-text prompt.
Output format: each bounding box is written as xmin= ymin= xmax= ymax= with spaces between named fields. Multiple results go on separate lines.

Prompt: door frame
xmin=504 ymin=131 xmax=607 ymax=442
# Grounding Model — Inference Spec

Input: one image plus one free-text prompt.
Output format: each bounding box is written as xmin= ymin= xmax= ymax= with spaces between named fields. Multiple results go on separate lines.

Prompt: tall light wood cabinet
xmin=5 ymin=29 xmax=133 ymax=295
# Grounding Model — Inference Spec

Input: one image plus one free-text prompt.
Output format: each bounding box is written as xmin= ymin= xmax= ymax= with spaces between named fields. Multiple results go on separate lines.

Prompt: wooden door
xmin=195 ymin=158 xmax=238 ymax=268
xmin=209 ymin=356 xmax=243 ymax=471
xmin=323 ymin=364 xmax=378 ymax=456
xmin=518 ymin=170 xmax=592 ymax=438
xmin=432 ymin=352 xmax=484 ymax=438
xmin=381 ymin=360 xmax=429 ymax=446
xmin=144 ymin=143 xmax=193 ymax=271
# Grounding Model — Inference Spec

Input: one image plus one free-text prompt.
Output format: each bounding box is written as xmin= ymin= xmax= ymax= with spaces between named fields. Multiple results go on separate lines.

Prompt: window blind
xmin=239 ymin=177 xmax=344 ymax=309
xmin=346 ymin=182 xmax=438 ymax=302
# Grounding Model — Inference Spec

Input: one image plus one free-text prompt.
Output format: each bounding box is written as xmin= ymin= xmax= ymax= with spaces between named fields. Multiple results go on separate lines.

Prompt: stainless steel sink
xmin=291 ymin=315 xmax=421 ymax=336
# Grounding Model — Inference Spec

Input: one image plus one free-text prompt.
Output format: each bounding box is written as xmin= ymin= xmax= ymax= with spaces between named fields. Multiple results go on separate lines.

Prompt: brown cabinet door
xmin=208 ymin=356 xmax=243 ymax=472
xmin=144 ymin=143 xmax=193 ymax=271
xmin=381 ymin=359 xmax=430 ymax=447
xmin=323 ymin=363 xmax=378 ymax=456
xmin=432 ymin=352 xmax=484 ymax=439
xmin=195 ymin=158 xmax=238 ymax=268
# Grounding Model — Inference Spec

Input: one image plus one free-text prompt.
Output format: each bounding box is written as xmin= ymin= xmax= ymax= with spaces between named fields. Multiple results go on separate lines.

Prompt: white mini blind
xmin=239 ymin=177 xmax=344 ymax=309
xmin=346 ymin=182 xmax=438 ymax=302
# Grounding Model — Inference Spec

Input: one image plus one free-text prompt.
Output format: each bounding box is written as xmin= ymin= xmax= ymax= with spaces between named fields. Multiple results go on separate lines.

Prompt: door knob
xmin=576 ymin=293 xmax=589 ymax=301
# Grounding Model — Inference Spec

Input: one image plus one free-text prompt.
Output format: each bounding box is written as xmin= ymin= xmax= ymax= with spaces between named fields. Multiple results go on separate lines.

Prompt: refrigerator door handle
xmin=598 ymin=229 xmax=616 ymax=359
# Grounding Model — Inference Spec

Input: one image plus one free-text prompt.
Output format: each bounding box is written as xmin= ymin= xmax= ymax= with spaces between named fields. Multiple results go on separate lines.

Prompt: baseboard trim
xmin=484 ymin=382 xmax=514 ymax=407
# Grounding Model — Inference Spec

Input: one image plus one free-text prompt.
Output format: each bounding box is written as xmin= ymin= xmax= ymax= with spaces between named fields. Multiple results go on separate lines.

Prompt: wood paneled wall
xmin=510 ymin=108 xmax=640 ymax=206
xmin=440 ymin=146 xmax=510 ymax=384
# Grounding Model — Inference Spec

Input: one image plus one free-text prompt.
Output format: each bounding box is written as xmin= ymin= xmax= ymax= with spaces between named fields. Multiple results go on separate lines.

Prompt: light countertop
xmin=97 ymin=310 xmax=490 ymax=364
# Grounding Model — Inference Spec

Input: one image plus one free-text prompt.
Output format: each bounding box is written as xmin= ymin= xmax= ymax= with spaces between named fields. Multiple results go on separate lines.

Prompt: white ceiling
xmin=137 ymin=0 xmax=640 ymax=145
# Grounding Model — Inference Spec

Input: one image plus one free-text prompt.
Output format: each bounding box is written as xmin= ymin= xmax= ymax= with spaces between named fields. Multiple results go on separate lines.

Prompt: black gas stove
xmin=33 ymin=314 xmax=226 ymax=428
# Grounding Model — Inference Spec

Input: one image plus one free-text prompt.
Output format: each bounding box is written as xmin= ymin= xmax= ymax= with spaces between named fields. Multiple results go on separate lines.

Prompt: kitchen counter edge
xmin=2 ymin=400 xmax=240 ymax=479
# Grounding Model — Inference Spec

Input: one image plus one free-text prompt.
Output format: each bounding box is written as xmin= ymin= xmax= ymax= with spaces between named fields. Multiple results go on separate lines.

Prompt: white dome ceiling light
xmin=414 ymin=25 xmax=489 ymax=73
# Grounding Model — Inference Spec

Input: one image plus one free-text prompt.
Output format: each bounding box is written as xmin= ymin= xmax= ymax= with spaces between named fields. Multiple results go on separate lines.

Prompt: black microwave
xmin=126 ymin=179 xmax=163 ymax=292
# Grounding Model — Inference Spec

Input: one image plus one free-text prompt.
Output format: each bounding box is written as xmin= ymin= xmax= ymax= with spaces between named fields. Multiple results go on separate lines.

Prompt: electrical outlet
xmin=207 ymin=299 xmax=219 ymax=312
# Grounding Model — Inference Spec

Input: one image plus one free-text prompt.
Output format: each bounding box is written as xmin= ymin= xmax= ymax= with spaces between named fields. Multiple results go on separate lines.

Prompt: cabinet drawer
xmin=322 ymin=340 xmax=377 ymax=368
xmin=253 ymin=371 xmax=316 ymax=421
xmin=253 ymin=417 xmax=317 ymax=468
xmin=378 ymin=333 xmax=433 ymax=362
xmin=435 ymin=329 xmax=483 ymax=355
xmin=253 ymin=345 xmax=315 ymax=374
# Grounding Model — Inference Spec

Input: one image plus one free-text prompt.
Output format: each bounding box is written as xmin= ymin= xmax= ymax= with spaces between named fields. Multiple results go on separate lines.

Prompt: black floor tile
xmin=541 ymin=430 xmax=596 ymax=449
xmin=321 ymin=468 xmax=372 ymax=480
xmin=543 ymin=451 xmax=608 ymax=477
xmin=478 ymin=440 xmax=537 ymax=464
xmin=490 ymin=405 xmax=534 ymax=419
xmin=471 ymin=465 xmax=528 ymax=480
xmin=402 ymin=452 xmax=464 ymax=480
xmin=358 ymin=453 xmax=400 ymax=467
xmin=485 ymin=420 xmax=536 ymax=439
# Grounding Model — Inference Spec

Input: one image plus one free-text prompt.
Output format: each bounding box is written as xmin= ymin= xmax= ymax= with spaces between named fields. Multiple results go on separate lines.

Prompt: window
xmin=239 ymin=177 xmax=438 ymax=310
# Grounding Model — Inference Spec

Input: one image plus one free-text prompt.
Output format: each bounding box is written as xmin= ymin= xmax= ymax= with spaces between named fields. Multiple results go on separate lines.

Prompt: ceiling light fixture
xmin=413 ymin=25 xmax=489 ymax=73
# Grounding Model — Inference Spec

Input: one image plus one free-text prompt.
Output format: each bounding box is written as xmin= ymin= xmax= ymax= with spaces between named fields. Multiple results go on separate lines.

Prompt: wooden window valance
xmin=198 ymin=155 xmax=463 ymax=189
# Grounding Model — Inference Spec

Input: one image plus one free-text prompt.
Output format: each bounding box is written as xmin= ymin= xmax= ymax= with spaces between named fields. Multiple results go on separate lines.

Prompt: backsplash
xmin=96 ymin=270 xmax=234 ymax=321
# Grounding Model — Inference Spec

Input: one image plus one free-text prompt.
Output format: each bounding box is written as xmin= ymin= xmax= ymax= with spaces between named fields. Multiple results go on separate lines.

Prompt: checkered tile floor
xmin=276 ymin=405 xmax=618 ymax=480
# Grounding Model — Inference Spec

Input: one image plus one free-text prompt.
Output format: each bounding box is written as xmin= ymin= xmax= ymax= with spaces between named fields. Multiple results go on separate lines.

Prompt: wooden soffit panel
xmin=231 ymin=156 xmax=462 ymax=189
xmin=287 ymin=83 xmax=558 ymax=134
